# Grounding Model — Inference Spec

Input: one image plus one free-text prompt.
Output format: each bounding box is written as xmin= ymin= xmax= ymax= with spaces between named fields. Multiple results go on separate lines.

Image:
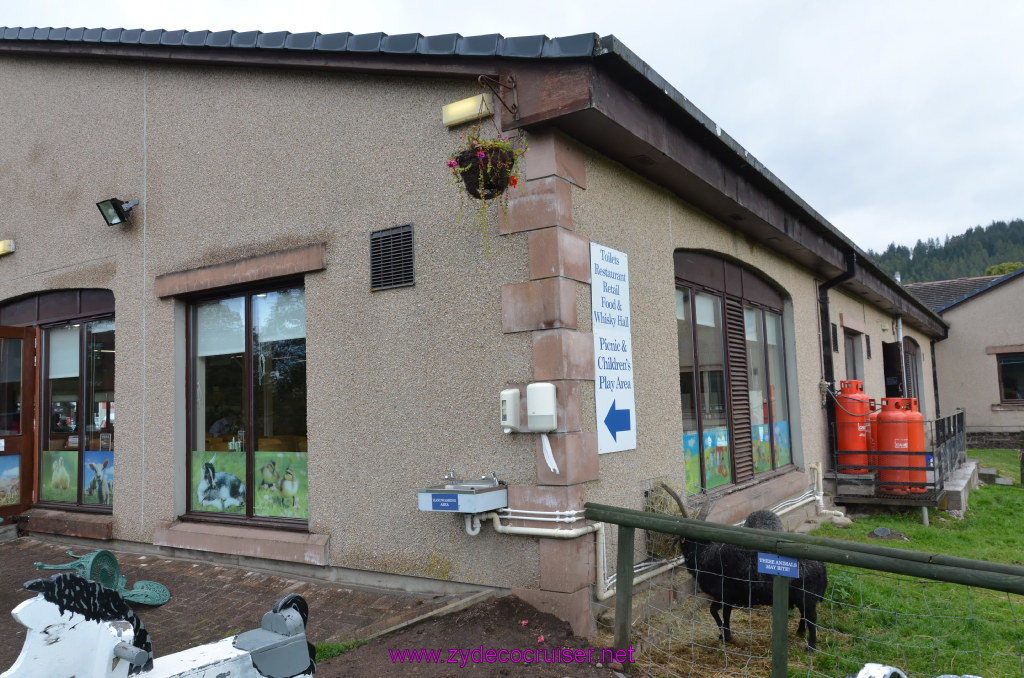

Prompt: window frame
xmin=37 ymin=314 xmax=116 ymax=512
xmin=997 ymin=352 xmax=1024 ymax=403
xmin=184 ymin=277 xmax=308 ymax=529
xmin=674 ymin=251 xmax=795 ymax=493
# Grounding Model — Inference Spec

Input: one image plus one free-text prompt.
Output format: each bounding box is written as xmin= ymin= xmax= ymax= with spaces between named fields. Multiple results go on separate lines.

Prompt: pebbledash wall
xmin=0 ymin=30 xmax=946 ymax=635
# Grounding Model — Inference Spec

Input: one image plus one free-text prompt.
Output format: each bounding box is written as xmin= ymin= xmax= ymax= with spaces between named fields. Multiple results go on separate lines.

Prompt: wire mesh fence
xmin=585 ymin=479 xmax=1024 ymax=678
xmin=621 ymin=561 xmax=1024 ymax=677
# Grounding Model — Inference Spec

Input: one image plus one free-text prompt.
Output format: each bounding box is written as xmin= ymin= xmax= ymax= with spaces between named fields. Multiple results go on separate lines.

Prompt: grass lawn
xmin=791 ymin=449 xmax=1024 ymax=677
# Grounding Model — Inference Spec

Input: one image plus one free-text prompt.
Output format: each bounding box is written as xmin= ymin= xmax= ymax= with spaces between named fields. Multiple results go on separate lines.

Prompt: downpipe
xmin=809 ymin=461 xmax=847 ymax=520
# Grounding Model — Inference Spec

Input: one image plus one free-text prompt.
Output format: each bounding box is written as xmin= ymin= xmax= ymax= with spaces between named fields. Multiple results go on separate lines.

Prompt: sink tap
xmin=443 ymin=470 xmax=456 ymax=482
xmin=485 ymin=472 xmax=499 ymax=486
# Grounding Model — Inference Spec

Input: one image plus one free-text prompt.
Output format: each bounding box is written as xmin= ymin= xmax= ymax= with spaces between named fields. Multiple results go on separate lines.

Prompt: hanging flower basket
xmin=446 ymin=125 xmax=528 ymax=255
xmin=455 ymin=147 xmax=515 ymax=199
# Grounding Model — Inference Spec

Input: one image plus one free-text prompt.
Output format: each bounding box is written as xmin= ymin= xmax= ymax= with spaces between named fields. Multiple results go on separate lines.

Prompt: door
xmin=0 ymin=326 xmax=36 ymax=518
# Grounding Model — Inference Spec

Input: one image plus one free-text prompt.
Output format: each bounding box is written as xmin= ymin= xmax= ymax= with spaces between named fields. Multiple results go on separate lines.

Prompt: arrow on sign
xmin=604 ymin=400 xmax=632 ymax=441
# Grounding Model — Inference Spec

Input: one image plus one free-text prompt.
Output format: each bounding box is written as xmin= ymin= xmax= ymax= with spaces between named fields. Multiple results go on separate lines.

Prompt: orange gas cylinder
xmin=877 ymin=398 xmax=910 ymax=495
xmin=836 ymin=380 xmax=870 ymax=474
xmin=906 ymin=398 xmax=926 ymax=493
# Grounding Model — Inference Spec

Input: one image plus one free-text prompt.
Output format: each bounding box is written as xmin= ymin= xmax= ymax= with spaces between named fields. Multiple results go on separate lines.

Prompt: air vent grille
xmin=370 ymin=224 xmax=414 ymax=291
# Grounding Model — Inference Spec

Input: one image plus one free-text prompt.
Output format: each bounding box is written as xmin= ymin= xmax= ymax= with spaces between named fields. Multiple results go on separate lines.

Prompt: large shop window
xmin=188 ymin=284 xmax=307 ymax=523
xmin=40 ymin=319 xmax=116 ymax=507
xmin=675 ymin=251 xmax=792 ymax=495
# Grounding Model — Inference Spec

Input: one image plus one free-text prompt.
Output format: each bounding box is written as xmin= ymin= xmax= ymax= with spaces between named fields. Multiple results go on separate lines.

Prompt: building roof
xmin=0 ymin=25 xmax=947 ymax=337
xmin=905 ymin=267 xmax=1024 ymax=313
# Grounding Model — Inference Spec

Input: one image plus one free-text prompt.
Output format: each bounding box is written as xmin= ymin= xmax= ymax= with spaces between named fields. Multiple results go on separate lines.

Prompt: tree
xmin=985 ymin=261 xmax=1024 ymax=276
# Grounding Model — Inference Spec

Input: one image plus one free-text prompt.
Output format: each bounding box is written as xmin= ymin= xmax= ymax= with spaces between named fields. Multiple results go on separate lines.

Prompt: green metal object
xmin=34 ymin=549 xmax=171 ymax=606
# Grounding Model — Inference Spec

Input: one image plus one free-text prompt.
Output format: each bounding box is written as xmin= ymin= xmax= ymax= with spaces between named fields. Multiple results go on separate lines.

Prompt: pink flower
xmin=520 ymin=620 xmax=529 ymax=626
xmin=477 ymin=151 xmax=487 ymax=159
xmin=537 ymin=635 xmax=545 ymax=644
xmin=446 ymin=159 xmax=458 ymax=168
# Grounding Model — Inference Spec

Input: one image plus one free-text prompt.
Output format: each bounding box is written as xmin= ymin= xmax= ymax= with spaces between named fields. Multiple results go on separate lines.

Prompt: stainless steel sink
xmin=418 ymin=473 xmax=508 ymax=513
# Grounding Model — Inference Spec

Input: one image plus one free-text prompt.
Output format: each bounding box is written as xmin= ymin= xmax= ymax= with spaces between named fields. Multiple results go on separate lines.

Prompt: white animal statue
xmin=1 ymin=573 xmax=315 ymax=678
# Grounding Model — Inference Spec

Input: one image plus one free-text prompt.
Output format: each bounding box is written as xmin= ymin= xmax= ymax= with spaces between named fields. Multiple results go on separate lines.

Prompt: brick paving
xmin=0 ymin=537 xmax=470 ymax=669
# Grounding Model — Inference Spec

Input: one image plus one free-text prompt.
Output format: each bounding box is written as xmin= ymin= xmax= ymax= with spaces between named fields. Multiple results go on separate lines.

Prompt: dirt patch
xmin=317 ymin=595 xmax=626 ymax=677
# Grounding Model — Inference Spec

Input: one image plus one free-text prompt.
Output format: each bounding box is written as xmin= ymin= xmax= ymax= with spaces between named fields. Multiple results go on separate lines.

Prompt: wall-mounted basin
xmin=417 ymin=481 xmax=507 ymax=513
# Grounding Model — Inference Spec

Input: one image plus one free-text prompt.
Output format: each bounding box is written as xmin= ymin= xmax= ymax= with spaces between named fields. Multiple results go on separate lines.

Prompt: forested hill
xmin=867 ymin=219 xmax=1024 ymax=283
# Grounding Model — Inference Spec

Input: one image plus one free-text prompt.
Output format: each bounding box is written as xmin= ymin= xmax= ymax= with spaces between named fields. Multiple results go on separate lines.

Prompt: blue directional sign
xmin=757 ymin=553 xmax=800 ymax=578
xmin=591 ymin=243 xmax=636 ymax=453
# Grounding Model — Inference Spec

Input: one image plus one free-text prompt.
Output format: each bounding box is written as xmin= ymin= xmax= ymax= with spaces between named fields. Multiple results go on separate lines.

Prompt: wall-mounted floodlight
xmin=442 ymin=93 xmax=493 ymax=127
xmin=0 ymin=239 xmax=14 ymax=256
xmin=96 ymin=198 xmax=139 ymax=226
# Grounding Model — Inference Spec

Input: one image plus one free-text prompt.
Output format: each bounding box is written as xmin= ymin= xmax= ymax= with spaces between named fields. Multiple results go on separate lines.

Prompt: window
xmin=844 ymin=331 xmax=863 ymax=381
xmin=189 ymin=284 xmax=307 ymax=522
xmin=999 ymin=353 xmax=1024 ymax=402
xmin=40 ymin=319 xmax=116 ymax=507
xmin=675 ymin=251 xmax=793 ymax=494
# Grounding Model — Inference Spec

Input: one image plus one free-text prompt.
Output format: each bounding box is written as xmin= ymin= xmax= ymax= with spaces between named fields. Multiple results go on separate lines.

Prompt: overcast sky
xmin=3 ymin=0 xmax=1022 ymax=252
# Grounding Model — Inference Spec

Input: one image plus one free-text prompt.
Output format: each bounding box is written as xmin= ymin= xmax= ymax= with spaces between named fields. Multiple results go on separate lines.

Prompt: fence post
xmin=771 ymin=575 xmax=789 ymax=678
xmin=614 ymin=525 xmax=635 ymax=665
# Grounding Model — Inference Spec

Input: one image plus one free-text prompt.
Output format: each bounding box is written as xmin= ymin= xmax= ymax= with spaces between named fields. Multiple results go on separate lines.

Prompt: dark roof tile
xmin=905 ymin=275 xmax=1005 ymax=312
xmin=542 ymin=33 xmax=597 ymax=58
xmin=139 ymin=29 xmax=163 ymax=45
xmin=315 ymin=32 xmax=350 ymax=51
xmin=100 ymin=28 xmax=122 ymax=43
xmin=257 ymin=31 xmax=288 ymax=49
xmin=82 ymin=27 xmax=104 ymax=42
xmin=284 ymin=32 xmax=319 ymax=50
xmin=18 ymin=27 xmax=36 ymax=40
xmin=182 ymin=30 xmax=209 ymax=47
xmin=4 ymin=27 xmax=22 ymax=40
xmin=119 ymin=28 xmax=143 ymax=43
xmin=380 ymin=33 xmax=420 ymax=54
xmin=64 ymin=27 xmax=86 ymax=41
xmin=231 ymin=31 xmax=259 ymax=48
xmin=347 ymin=32 xmax=384 ymax=52
xmin=159 ymin=29 xmax=186 ymax=46
xmin=457 ymin=34 xmax=501 ymax=56
xmin=500 ymin=35 xmax=546 ymax=58
xmin=33 ymin=27 xmax=52 ymax=40
xmin=207 ymin=30 xmax=234 ymax=48
xmin=418 ymin=33 xmax=459 ymax=55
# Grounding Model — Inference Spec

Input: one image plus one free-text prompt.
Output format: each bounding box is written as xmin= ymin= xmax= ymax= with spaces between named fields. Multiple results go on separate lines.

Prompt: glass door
xmin=0 ymin=326 xmax=36 ymax=518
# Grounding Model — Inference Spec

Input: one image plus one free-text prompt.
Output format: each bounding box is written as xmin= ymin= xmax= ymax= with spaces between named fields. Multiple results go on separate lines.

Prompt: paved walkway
xmin=0 ymin=537 xmax=477 ymax=669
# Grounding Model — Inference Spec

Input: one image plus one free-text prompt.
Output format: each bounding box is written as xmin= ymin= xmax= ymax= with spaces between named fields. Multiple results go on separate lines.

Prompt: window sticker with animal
xmin=190 ymin=450 xmax=246 ymax=514
xmin=254 ymin=451 xmax=307 ymax=520
xmin=0 ymin=454 xmax=19 ymax=506
xmin=41 ymin=450 xmax=77 ymax=503
xmin=83 ymin=450 xmax=114 ymax=506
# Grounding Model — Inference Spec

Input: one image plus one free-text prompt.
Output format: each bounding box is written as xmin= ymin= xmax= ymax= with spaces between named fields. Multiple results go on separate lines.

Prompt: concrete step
xmin=995 ymin=477 xmax=1015 ymax=486
xmin=978 ymin=467 xmax=998 ymax=484
xmin=940 ymin=460 xmax=979 ymax=512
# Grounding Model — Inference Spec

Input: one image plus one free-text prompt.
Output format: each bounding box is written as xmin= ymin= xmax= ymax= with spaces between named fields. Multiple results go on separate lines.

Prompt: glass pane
xmin=766 ymin=312 xmax=792 ymax=466
xmin=677 ymin=287 xmax=701 ymax=495
xmin=746 ymin=307 xmax=772 ymax=473
xmin=695 ymin=292 xmax=731 ymax=489
xmin=193 ymin=297 xmax=245 ymax=514
xmin=84 ymin=319 xmax=115 ymax=506
xmin=252 ymin=288 xmax=307 ymax=520
xmin=43 ymin=325 xmax=79 ymax=502
xmin=0 ymin=338 xmax=22 ymax=435
xmin=999 ymin=354 xmax=1024 ymax=401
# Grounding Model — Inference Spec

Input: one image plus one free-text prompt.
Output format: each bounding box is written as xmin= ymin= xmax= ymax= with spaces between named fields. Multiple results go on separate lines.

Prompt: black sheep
xmin=660 ymin=484 xmax=827 ymax=651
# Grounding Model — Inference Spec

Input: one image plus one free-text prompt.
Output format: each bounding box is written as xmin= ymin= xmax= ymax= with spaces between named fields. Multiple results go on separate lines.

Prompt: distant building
xmin=906 ymin=269 xmax=1024 ymax=447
